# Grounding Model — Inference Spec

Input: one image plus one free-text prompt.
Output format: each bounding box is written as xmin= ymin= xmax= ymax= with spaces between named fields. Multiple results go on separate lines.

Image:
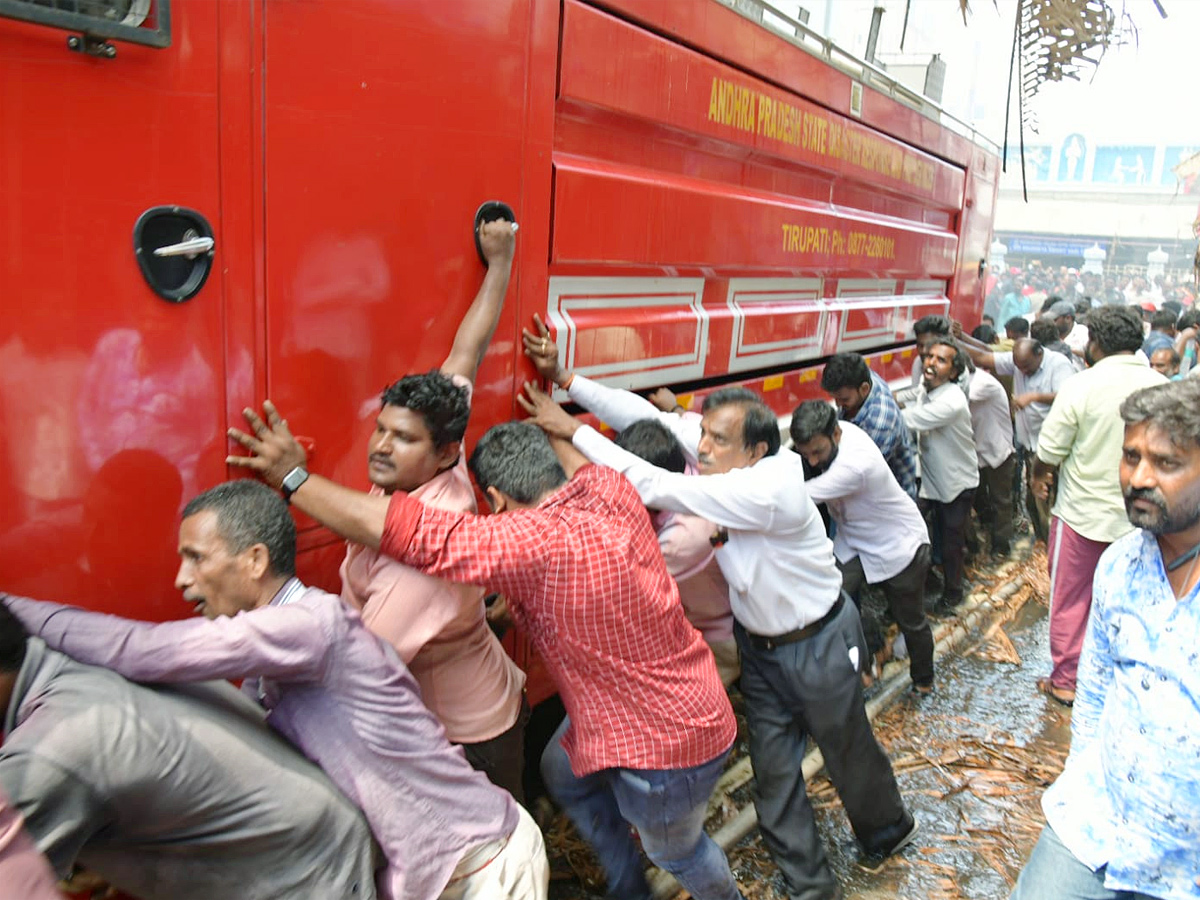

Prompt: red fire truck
xmin=0 ymin=0 xmax=998 ymax=708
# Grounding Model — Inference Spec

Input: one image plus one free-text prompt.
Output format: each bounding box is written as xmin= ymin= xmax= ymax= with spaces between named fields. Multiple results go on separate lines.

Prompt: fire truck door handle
xmin=153 ymin=234 xmax=215 ymax=258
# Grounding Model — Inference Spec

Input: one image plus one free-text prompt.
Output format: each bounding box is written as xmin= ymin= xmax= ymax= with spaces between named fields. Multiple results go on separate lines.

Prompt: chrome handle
xmin=153 ymin=230 xmax=214 ymax=259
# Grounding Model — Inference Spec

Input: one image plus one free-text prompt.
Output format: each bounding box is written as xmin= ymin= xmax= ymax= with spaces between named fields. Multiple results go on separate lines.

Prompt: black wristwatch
xmin=280 ymin=466 xmax=309 ymax=504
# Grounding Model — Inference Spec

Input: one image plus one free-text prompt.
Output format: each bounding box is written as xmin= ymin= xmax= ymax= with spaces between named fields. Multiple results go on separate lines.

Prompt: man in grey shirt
xmin=955 ymin=329 xmax=1075 ymax=541
xmin=0 ymin=604 xmax=378 ymax=900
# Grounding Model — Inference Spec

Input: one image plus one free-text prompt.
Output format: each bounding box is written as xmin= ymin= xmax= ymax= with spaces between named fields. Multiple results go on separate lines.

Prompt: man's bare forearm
xmin=442 ymin=259 xmax=513 ymax=381
xmin=289 ymin=475 xmax=390 ymax=550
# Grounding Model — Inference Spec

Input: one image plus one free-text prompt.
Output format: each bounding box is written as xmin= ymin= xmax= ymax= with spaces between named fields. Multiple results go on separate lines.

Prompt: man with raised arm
xmin=953 ymin=327 xmax=1075 ymax=542
xmin=224 ymin=407 xmax=741 ymax=896
xmin=517 ymin=322 xmax=917 ymax=900
xmin=5 ymin=481 xmax=546 ymax=900
xmin=339 ymin=217 xmax=527 ymax=799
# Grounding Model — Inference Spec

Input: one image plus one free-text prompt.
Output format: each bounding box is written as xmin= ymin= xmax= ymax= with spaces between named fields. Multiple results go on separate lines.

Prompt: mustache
xmin=369 ymin=454 xmax=395 ymax=467
xmin=1124 ymin=486 xmax=1167 ymax=511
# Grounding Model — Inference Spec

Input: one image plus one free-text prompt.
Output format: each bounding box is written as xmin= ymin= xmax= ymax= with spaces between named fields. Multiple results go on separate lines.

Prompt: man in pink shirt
xmin=341 ymin=216 xmax=527 ymax=800
xmin=613 ymin=419 xmax=739 ymax=687
xmin=227 ymin=408 xmax=741 ymax=900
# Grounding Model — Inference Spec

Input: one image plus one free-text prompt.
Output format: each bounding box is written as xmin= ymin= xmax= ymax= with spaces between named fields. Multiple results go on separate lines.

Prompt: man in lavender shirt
xmin=5 ymin=480 xmax=548 ymax=900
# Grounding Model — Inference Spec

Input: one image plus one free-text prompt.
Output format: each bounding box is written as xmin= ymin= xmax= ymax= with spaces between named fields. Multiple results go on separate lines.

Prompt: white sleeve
xmin=573 ymin=425 xmax=787 ymax=531
xmin=568 ymin=375 xmax=701 ymax=458
xmin=803 ymin=458 xmax=864 ymax=504
xmin=901 ymin=392 xmax=960 ymax=432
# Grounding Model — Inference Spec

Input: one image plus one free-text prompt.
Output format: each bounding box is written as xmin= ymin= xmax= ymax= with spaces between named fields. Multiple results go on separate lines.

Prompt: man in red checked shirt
xmin=228 ymin=405 xmax=744 ymax=900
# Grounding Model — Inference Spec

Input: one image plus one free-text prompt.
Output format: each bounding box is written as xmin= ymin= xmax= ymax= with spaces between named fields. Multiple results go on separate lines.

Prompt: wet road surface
xmin=546 ymin=552 xmax=1074 ymax=900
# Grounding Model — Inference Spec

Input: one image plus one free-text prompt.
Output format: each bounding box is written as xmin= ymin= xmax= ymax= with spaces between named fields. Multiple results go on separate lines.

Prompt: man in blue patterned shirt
xmin=821 ymin=353 xmax=918 ymax=499
xmin=1011 ymin=377 xmax=1200 ymax=900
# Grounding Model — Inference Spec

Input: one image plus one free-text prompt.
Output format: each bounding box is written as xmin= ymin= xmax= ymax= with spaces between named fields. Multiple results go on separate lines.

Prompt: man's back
xmin=381 ymin=463 xmax=736 ymax=777
xmin=0 ymin=640 xmax=377 ymax=900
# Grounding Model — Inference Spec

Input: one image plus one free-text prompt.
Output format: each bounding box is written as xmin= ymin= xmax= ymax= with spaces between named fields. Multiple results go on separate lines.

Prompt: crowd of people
xmin=0 ymin=216 xmax=1195 ymax=900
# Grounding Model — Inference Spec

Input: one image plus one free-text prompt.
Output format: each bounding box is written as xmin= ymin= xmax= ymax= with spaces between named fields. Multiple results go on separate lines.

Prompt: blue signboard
xmin=1005 ymin=236 xmax=1107 ymax=257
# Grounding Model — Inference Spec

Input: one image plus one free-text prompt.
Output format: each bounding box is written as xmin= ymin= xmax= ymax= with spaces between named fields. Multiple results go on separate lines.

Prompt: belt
xmin=744 ymin=595 xmax=844 ymax=651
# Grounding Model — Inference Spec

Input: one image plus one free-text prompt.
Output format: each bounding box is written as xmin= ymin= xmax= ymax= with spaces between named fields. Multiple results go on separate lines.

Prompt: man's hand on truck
xmin=517 ymin=381 xmax=581 ymax=441
xmin=522 ymin=314 xmax=570 ymax=386
xmin=227 ymin=401 xmax=308 ymax=489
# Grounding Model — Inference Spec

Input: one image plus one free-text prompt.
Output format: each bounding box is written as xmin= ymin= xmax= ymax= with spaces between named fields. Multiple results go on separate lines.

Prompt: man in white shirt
xmin=520 ymin=329 xmax=917 ymax=900
xmin=967 ymin=366 xmax=1016 ymax=557
xmin=1049 ymin=300 xmax=1089 ymax=360
xmin=789 ymin=402 xmax=934 ymax=693
xmin=902 ymin=339 xmax=979 ymax=614
xmin=954 ymin=330 xmax=1075 ymax=542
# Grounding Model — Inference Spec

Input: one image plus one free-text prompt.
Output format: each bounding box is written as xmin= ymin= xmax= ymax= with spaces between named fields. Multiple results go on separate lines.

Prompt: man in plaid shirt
xmin=229 ymin=407 xmax=743 ymax=900
xmin=821 ymin=353 xmax=918 ymax=498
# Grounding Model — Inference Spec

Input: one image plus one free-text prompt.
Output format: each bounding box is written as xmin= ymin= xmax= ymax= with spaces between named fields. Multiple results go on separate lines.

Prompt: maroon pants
xmin=1046 ymin=517 xmax=1110 ymax=691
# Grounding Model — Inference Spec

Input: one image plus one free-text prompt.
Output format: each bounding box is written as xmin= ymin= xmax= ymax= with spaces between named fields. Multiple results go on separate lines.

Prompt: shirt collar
xmin=269 ymin=577 xmax=307 ymax=607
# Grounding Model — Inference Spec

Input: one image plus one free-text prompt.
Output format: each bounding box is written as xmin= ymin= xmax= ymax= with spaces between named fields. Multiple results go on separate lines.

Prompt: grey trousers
xmin=735 ymin=598 xmax=909 ymax=900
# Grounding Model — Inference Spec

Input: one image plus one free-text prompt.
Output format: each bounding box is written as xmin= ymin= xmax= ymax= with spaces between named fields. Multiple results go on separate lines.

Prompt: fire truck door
xmin=0 ymin=1 xmax=230 ymax=619
xmin=258 ymin=1 xmax=532 ymax=557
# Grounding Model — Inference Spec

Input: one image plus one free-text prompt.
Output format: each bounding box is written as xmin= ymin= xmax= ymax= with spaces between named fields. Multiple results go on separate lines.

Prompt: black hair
xmin=1150 ymin=310 xmax=1178 ymax=332
xmin=1179 ymin=309 xmax=1200 ymax=332
xmin=615 ymin=420 xmax=687 ymax=474
xmin=182 ymin=481 xmax=297 ymax=577
xmin=0 ymin=603 xmax=28 ymax=674
xmin=1087 ymin=306 xmax=1145 ymax=356
xmin=913 ymin=315 xmax=952 ymax=337
xmin=468 ymin=422 xmax=567 ymax=504
xmin=820 ymin=353 xmax=872 ymax=393
xmin=1004 ymin=316 xmax=1030 ymax=337
xmin=380 ymin=370 xmax=470 ymax=447
xmin=701 ymin=387 xmax=781 ymax=457
xmin=1030 ymin=318 xmax=1059 ymax=346
xmin=971 ymin=324 xmax=998 ymax=344
xmin=926 ymin=337 xmax=968 ymax=379
xmin=1121 ymin=379 xmax=1200 ymax=451
xmin=788 ymin=400 xmax=838 ymax=446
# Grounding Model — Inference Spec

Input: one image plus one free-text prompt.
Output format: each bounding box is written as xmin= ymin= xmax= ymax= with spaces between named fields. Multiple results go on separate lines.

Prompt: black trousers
xmin=460 ymin=695 xmax=530 ymax=805
xmin=921 ymin=489 xmax=975 ymax=604
xmin=975 ymin=454 xmax=1016 ymax=551
xmin=840 ymin=544 xmax=934 ymax=687
xmin=736 ymin=599 xmax=909 ymax=900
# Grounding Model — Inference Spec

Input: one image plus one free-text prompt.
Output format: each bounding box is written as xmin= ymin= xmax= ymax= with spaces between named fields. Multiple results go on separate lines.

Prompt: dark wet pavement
xmin=547 ymin=563 xmax=1073 ymax=900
